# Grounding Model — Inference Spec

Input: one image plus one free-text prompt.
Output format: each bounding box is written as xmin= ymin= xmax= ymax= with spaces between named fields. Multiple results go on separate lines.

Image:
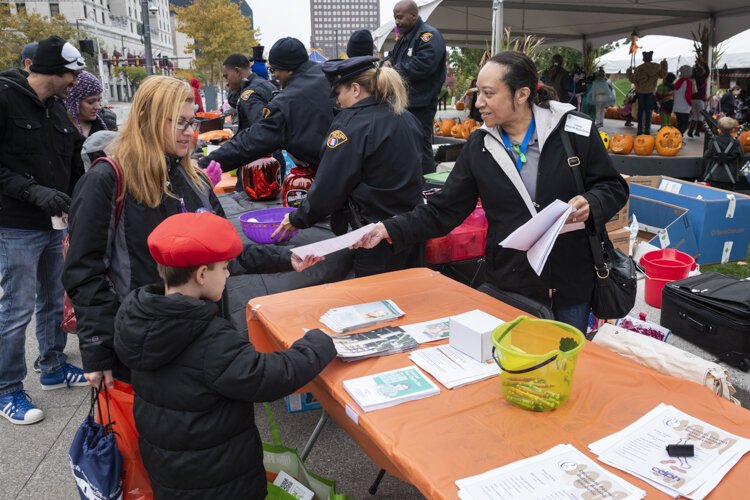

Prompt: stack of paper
xmin=409 ymin=345 xmax=499 ymax=389
xmin=332 ymin=326 xmax=418 ymax=361
xmin=456 ymin=443 xmax=645 ymax=500
xmin=320 ymin=300 xmax=405 ymax=333
xmin=343 ymin=366 xmax=440 ymax=412
xmin=589 ymin=403 xmax=750 ymax=499
xmin=400 ymin=317 xmax=451 ymax=344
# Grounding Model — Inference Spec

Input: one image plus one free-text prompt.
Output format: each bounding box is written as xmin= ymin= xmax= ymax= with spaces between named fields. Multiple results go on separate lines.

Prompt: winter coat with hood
xmin=384 ymin=101 xmax=629 ymax=308
xmin=627 ymin=60 xmax=668 ymax=94
xmin=114 ymin=284 xmax=336 ymax=499
xmin=0 ymin=68 xmax=84 ymax=229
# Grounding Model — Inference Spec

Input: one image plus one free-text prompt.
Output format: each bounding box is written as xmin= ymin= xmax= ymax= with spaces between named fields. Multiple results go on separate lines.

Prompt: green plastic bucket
xmin=491 ymin=316 xmax=586 ymax=412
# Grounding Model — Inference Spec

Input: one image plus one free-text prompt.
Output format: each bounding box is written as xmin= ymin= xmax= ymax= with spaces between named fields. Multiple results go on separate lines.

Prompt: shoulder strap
xmin=90 ymin=157 xmax=125 ymax=225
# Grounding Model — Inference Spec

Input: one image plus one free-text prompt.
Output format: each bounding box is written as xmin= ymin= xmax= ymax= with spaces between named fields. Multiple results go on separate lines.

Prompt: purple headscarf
xmin=64 ymin=70 xmax=107 ymax=134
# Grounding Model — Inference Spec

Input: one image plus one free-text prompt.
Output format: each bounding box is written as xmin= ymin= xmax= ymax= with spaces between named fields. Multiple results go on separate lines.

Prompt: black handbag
xmin=560 ymin=129 xmax=636 ymax=319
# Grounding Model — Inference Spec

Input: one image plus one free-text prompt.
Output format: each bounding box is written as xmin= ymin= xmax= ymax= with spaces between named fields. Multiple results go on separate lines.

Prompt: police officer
xmin=346 ymin=30 xmax=374 ymax=58
xmin=199 ymin=37 xmax=335 ymax=174
xmin=273 ymin=56 xmax=424 ymax=277
xmin=384 ymin=0 xmax=446 ymax=174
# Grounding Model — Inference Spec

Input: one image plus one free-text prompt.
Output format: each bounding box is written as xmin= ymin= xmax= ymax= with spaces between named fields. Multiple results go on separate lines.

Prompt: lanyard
xmin=501 ymin=116 xmax=536 ymax=173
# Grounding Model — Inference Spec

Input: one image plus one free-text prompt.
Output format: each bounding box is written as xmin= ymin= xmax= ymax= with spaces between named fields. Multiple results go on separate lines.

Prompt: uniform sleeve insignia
xmin=420 ymin=32 xmax=433 ymax=43
xmin=240 ymin=89 xmax=255 ymax=101
xmin=262 ymin=107 xmax=272 ymax=118
xmin=326 ymin=130 xmax=348 ymax=149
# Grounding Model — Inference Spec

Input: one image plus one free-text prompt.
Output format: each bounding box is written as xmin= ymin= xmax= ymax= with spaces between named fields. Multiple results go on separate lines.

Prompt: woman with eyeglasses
xmin=63 ymin=76 xmax=320 ymax=389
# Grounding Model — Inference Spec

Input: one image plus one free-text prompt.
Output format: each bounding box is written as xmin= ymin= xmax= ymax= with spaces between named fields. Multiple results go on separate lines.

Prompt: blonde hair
xmin=112 ymin=76 xmax=208 ymax=208
xmin=348 ymin=66 xmax=408 ymax=114
xmin=717 ymin=116 xmax=738 ymax=135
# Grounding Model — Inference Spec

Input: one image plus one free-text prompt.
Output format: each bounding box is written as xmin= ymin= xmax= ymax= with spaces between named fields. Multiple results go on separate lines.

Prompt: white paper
xmin=726 ymin=194 xmax=736 ymax=218
xmin=721 ymin=241 xmax=733 ymax=264
xmin=272 ymin=471 xmax=314 ymax=500
xmin=409 ymin=345 xmax=499 ymax=389
xmin=291 ymin=223 xmax=376 ymax=259
xmin=564 ymin=114 xmax=593 ymax=137
xmin=659 ymin=179 xmax=683 ymax=193
xmin=320 ymin=299 xmax=405 ymax=333
xmin=400 ymin=317 xmax=451 ymax=344
xmin=343 ymin=366 xmax=440 ymax=412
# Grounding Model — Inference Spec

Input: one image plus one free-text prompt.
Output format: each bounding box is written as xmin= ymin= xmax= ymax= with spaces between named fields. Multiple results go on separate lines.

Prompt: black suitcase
xmin=661 ymin=273 xmax=750 ymax=370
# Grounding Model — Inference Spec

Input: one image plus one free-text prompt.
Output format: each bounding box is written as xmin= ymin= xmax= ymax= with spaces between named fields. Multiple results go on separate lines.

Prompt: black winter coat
xmin=62 ymin=157 xmax=293 ymax=381
xmin=236 ymin=74 xmax=277 ymax=132
xmin=114 ymin=284 xmax=336 ymax=499
xmin=0 ymin=68 xmax=84 ymax=229
xmin=384 ymin=103 xmax=629 ymax=307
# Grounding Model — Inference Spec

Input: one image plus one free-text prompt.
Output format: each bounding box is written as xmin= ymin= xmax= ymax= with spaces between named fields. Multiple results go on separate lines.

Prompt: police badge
xmin=326 ymin=130 xmax=348 ymax=148
xmin=420 ymin=32 xmax=433 ymax=43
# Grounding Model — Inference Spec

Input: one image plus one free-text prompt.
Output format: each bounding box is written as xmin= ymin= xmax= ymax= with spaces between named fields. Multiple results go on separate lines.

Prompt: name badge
xmin=407 ymin=48 xmax=413 ymax=57
xmin=564 ymin=114 xmax=592 ymax=137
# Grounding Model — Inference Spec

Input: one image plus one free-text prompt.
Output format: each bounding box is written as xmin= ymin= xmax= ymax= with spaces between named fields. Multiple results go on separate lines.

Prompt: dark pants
xmin=408 ymin=104 xmax=438 ymax=175
xmin=675 ymin=113 xmax=690 ymax=134
xmin=353 ymin=241 xmax=424 ymax=278
xmin=636 ymin=93 xmax=656 ymax=135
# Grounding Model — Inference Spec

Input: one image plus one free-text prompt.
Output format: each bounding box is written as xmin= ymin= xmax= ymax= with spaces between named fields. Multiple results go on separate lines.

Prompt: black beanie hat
xmin=268 ymin=37 xmax=308 ymax=70
xmin=346 ymin=30 xmax=374 ymax=58
xmin=30 ymin=36 xmax=85 ymax=75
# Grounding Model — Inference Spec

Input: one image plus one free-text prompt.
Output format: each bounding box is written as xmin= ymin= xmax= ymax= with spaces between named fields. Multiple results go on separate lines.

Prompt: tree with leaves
xmin=0 ymin=12 xmax=80 ymax=70
xmin=175 ymin=0 xmax=258 ymax=84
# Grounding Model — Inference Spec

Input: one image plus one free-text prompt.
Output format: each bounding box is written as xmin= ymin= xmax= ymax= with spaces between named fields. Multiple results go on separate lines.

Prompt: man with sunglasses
xmin=0 ymin=36 xmax=87 ymax=425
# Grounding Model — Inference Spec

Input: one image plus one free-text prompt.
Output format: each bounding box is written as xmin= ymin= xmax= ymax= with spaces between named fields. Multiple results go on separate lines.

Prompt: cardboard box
xmin=449 ymin=310 xmax=504 ymax=362
xmin=629 ymin=195 xmax=700 ymax=258
xmin=605 ymin=174 xmax=631 ymax=232
xmin=284 ymin=392 xmax=321 ymax=413
xmin=607 ymin=227 xmax=631 ymax=256
xmin=630 ymin=176 xmax=750 ymax=264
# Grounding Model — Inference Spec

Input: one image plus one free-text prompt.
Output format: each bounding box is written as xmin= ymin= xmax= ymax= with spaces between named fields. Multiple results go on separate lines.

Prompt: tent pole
xmin=492 ymin=0 xmax=504 ymax=55
xmin=706 ymin=15 xmax=716 ymax=100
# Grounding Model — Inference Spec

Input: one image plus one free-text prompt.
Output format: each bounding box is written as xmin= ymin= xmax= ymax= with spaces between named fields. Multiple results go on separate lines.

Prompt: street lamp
xmin=141 ymin=1 xmax=158 ymax=75
xmin=77 ymin=10 xmax=109 ymax=101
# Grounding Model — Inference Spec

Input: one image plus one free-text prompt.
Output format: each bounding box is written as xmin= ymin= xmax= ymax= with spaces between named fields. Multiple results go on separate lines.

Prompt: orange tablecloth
xmin=247 ymin=268 xmax=750 ymax=499
xmin=213 ymin=172 xmax=236 ymax=194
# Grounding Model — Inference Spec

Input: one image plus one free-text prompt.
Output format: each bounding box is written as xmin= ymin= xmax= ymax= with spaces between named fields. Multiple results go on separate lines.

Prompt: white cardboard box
xmin=449 ymin=310 xmax=505 ymax=362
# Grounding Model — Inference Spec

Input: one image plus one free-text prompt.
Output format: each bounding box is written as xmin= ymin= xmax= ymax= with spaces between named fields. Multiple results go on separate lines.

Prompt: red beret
xmin=148 ymin=212 xmax=242 ymax=267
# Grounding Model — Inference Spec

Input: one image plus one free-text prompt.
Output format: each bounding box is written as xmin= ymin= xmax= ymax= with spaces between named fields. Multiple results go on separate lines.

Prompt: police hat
xmin=322 ymin=56 xmax=379 ymax=89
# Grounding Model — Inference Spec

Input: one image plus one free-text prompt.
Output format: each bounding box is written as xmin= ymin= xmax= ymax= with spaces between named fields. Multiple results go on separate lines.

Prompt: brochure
xmin=291 ymin=223 xmax=376 ymax=259
xmin=409 ymin=345 xmax=499 ymax=389
xmin=332 ymin=326 xmax=418 ymax=361
xmin=343 ymin=366 xmax=440 ymax=412
xmin=400 ymin=317 xmax=451 ymax=344
xmin=455 ymin=443 xmax=645 ymax=500
xmin=320 ymin=299 xmax=405 ymax=333
xmin=589 ymin=403 xmax=750 ymax=499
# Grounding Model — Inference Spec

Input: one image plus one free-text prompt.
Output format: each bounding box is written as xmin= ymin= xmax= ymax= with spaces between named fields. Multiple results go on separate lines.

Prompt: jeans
xmin=408 ymin=103 xmax=438 ymax=175
xmin=0 ymin=228 xmax=67 ymax=395
xmin=636 ymin=93 xmax=656 ymax=135
xmin=552 ymin=302 xmax=590 ymax=334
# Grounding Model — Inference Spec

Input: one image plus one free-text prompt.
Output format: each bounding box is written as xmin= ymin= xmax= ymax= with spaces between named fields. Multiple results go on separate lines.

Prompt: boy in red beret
xmin=114 ymin=212 xmax=336 ymax=499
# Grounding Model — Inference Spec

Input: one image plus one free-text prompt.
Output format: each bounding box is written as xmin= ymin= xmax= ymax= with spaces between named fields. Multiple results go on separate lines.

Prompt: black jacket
xmin=114 ymin=284 xmax=336 ymax=499
xmin=237 ymin=74 xmax=277 ymax=132
xmin=385 ymin=18 xmax=446 ymax=109
xmin=62 ymin=157 xmax=293 ymax=380
xmin=290 ymin=96 xmax=424 ymax=229
xmin=384 ymin=103 xmax=629 ymax=307
xmin=203 ymin=60 xmax=335 ymax=170
xmin=0 ymin=68 xmax=84 ymax=229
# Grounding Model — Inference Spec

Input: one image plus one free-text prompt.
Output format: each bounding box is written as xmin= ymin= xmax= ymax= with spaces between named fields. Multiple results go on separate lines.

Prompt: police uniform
xmin=289 ymin=57 xmax=424 ymax=277
xmin=385 ymin=17 xmax=446 ymax=175
xmin=236 ymin=74 xmax=276 ymax=132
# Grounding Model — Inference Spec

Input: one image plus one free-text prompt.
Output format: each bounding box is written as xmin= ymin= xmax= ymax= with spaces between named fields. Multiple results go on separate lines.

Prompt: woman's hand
xmin=350 ymin=222 xmax=391 ymax=249
xmin=291 ymin=254 xmax=325 ymax=272
xmin=566 ymin=195 xmax=590 ymax=224
xmin=272 ymin=213 xmax=298 ymax=241
xmin=85 ymin=370 xmax=114 ymax=389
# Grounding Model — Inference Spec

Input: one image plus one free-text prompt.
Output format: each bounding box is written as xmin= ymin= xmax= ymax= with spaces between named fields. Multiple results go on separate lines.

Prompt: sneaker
xmin=0 ymin=390 xmax=45 ymax=425
xmin=40 ymin=363 xmax=88 ymax=390
xmin=33 ymin=356 xmax=40 ymax=373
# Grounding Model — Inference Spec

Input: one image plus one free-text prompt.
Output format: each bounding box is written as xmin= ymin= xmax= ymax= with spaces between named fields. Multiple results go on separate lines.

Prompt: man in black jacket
xmin=385 ymin=0 xmax=446 ymax=174
xmin=0 ymin=36 xmax=86 ymax=425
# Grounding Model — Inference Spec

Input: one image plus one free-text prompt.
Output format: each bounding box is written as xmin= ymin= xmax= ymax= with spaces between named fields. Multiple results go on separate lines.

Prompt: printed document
xmin=400 ymin=317 xmax=451 ymax=344
xmin=320 ymin=299 xmax=405 ymax=333
xmin=409 ymin=345 xmax=499 ymax=389
xmin=291 ymin=223 xmax=376 ymax=259
xmin=343 ymin=366 xmax=440 ymax=412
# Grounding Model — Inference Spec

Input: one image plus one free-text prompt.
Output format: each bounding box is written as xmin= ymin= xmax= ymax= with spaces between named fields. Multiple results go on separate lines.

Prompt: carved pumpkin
xmin=633 ymin=134 xmax=655 ymax=156
xmin=738 ymin=131 xmax=750 ymax=153
xmin=450 ymin=123 xmax=464 ymax=138
xmin=455 ymin=100 xmax=465 ymax=111
xmin=654 ymin=127 xmax=682 ymax=156
xmin=463 ymin=118 xmax=478 ymax=129
xmin=438 ymin=119 xmax=456 ymax=137
xmin=599 ymin=131 xmax=610 ymax=150
xmin=610 ymin=133 xmax=634 ymax=154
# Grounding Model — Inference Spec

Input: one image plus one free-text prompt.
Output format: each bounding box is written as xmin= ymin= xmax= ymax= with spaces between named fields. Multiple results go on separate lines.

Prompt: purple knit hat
xmin=64 ymin=71 xmax=107 ymax=133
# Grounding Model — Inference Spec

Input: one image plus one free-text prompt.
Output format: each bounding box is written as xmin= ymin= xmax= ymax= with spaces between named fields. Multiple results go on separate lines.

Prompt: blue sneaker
xmin=0 ymin=390 xmax=45 ymax=425
xmin=40 ymin=363 xmax=89 ymax=390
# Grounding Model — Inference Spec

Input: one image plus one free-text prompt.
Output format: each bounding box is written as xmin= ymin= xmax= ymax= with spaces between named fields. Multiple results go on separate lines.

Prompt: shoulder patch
xmin=262 ymin=107 xmax=272 ymax=118
xmin=420 ymin=32 xmax=433 ymax=43
xmin=326 ymin=130 xmax=348 ymax=149
xmin=240 ymin=89 xmax=255 ymax=101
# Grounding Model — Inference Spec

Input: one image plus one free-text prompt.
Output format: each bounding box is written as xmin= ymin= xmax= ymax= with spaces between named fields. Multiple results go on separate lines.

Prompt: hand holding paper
xmin=292 ymin=223 xmax=377 ymax=259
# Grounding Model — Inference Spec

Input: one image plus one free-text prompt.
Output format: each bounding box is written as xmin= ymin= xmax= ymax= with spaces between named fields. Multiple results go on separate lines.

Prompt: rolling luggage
xmin=660 ymin=273 xmax=750 ymax=371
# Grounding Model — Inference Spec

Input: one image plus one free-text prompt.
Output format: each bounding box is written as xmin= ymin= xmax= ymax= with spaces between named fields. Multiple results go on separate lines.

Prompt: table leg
xmin=300 ymin=410 xmax=329 ymax=462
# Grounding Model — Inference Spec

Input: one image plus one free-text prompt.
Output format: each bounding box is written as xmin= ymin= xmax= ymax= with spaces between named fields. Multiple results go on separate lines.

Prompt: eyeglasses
xmin=269 ymin=67 xmax=277 ymax=74
xmin=170 ymin=118 xmax=199 ymax=132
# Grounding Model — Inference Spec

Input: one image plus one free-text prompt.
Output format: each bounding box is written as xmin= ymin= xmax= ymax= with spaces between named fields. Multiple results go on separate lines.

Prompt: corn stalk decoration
xmin=501 ymin=28 xmax=545 ymax=59
xmin=692 ymin=24 xmax=724 ymax=69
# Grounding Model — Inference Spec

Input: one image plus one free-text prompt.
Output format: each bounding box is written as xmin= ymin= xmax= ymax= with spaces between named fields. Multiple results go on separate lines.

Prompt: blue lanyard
xmin=501 ymin=116 xmax=536 ymax=173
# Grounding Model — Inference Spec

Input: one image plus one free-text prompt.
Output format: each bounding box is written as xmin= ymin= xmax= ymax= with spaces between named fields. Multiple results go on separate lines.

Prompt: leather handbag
xmin=560 ymin=129 xmax=636 ymax=320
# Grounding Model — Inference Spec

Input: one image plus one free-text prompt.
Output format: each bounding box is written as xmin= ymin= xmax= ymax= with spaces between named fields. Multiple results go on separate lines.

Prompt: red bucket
xmin=640 ymin=249 xmax=696 ymax=281
xmin=644 ymin=275 xmax=672 ymax=308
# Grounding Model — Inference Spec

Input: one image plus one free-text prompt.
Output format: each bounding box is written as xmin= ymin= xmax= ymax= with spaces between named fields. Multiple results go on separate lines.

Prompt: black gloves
xmin=26 ymin=185 xmax=71 ymax=216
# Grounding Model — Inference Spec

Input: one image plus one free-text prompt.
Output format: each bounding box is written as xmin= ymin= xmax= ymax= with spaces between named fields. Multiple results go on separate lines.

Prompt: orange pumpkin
xmin=633 ymin=134 xmax=655 ymax=156
xmin=455 ymin=101 xmax=465 ymax=111
xmin=605 ymin=106 xmax=619 ymax=119
xmin=654 ymin=127 xmax=682 ymax=156
xmin=463 ymin=118 xmax=478 ymax=129
xmin=450 ymin=123 xmax=464 ymax=138
xmin=610 ymin=133 xmax=634 ymax=154
xmin=198 ymin=129 xmax=233 ymax=143
xmin=438 ymin=119 xmax=455 ymax=137
xmin=738 ymin=131 xmax=750 ymax=153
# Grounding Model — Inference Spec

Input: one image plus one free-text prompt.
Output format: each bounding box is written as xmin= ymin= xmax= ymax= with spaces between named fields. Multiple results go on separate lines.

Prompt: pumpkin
xmin=633 ymin=134 xmax=655 ymax=156
xmin=738 ymin=131 xmax=750 ymax=153
xmin=610 ymin=133 xmax=633 ymax=154
xmin=196 ymin=111 xmax=222 ymax=119
xmin=605 ymin=106 xmax=619 ymax=119
xmin=654 ymin=127 xmax=683 ymax=156
xmin=463 ymin=118 xmax=478 ymax=129
xmin=450 ymin=123 xmax=464 ymax=138
xmin=198 ymin=129 xmax=233 ymax=143
xmin=455 ymin=101 xmax=465 ymax=111
xmin=599 ymin=131 xmax=610 ymax=150
xmin=433 ymin=121 xmax=442 ymax=135
xmin=437 ymin=119 xmax=455 ymax=137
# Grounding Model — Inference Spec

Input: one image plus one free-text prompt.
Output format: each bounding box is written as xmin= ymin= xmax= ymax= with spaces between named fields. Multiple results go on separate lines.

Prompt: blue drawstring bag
xmin=69 ymin=385 xmax=123 ymax=500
